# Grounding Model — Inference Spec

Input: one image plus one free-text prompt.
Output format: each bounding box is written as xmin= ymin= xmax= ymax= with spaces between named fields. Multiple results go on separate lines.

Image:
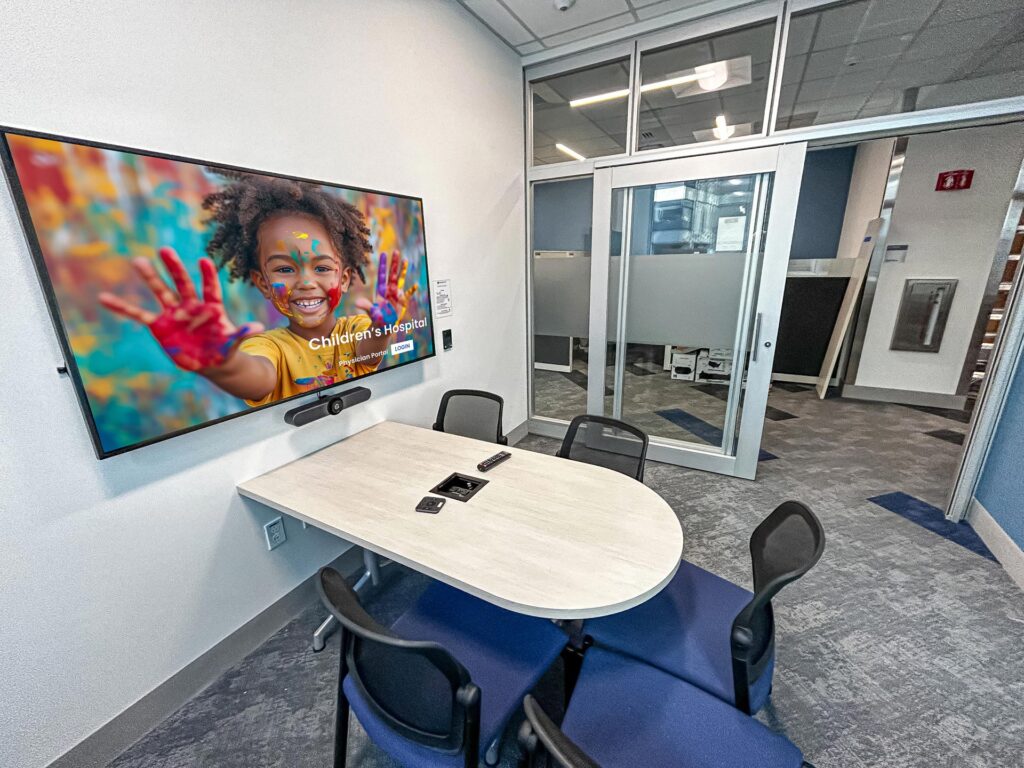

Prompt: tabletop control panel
xmin=431 ymin=472 xmax=488 ymax=502
xmin=416 ymin=496 xmax=446 ymax=514
xmin=477 ymin=451 xmax=511 ymax=472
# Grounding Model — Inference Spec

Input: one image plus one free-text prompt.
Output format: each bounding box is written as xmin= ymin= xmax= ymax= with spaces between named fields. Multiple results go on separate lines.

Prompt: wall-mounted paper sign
xmin=431 ymin=278 xmax=452 ymax=317
xmin=716 ymin=215 xmax=747 ymax=252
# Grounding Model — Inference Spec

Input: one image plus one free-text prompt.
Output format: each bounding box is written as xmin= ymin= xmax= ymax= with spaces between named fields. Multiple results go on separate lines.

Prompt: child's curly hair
xmin=202 ymin=169 xmax=372 ymax=285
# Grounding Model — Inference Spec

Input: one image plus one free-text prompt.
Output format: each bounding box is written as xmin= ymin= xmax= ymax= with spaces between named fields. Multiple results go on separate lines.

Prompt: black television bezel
xmin=0 ymin=125 xmax=437 ymax=460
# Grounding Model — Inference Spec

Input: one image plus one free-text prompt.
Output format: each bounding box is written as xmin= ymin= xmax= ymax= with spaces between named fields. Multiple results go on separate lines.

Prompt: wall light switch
xmin=264 ymin=517 xmax=287 ymax=550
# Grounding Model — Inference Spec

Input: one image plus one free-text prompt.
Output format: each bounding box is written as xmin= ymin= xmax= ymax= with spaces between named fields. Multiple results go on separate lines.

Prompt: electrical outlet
xmin=264 ymin=517 xmax=287 ymax=550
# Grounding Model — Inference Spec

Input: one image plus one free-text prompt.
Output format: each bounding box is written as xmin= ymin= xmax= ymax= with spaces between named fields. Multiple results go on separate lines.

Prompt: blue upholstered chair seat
xmin=583 ymin=560 xmax=774 ymax=713
xmin=561 ymin=648 xmax=802 ymax=768
xmin=346 ymin=582 xmax=567 ymax=768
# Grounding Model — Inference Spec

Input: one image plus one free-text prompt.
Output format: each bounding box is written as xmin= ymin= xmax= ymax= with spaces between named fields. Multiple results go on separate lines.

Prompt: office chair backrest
xmin=557 ymin=414 xmax=649 ymax=482
xmin=520 ymin=696 xmax=602 ymax=768
xmin=731 ymin=500 xmax=825 ymax=713
xmin=434 ymin=389 xmax=508 ymax=445
xmin=317 ymin=567 xmax=481 ymax=757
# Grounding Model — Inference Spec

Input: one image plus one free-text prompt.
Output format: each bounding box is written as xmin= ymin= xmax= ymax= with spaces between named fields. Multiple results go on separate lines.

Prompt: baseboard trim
xmin=841 ymin=384 xmax=967 ymax=410
xmin=771 ymin=373 xmax=839 ymax=386
xmin=47 ymin=547 xmax=364 ymax=768
xmin=968 ymin=498 xmax=1024 ymax=593
xmin=507 ymin=418 xmax=530 ymax=445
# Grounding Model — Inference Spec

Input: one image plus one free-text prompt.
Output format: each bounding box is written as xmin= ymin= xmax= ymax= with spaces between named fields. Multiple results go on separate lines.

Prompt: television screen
xmin=1 ymin=129 xmax=435 ymax=458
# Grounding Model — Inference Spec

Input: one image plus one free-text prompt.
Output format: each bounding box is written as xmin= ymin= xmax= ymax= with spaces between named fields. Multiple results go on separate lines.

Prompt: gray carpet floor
xmin=106 ymin=382 xmax=1024 ymax=768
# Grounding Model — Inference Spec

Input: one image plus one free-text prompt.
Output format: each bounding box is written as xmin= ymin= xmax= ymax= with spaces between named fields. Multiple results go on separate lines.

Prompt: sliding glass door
xmin=587 ymin=144 xmax=806 ymax=478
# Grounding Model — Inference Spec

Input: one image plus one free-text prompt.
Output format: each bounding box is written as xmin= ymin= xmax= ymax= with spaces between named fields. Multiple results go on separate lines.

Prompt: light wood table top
xmin=237 ymin=421 xmax=683 ymax=619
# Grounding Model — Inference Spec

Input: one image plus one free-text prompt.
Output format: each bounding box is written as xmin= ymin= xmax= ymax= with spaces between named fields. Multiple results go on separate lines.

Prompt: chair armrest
xmin=521 ymin=696 xmax=602 ymax=768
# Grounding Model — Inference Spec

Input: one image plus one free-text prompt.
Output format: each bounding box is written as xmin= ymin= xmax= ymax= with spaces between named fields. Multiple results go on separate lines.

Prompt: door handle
xmin=752 ymin=313 xmax=763 ymax=362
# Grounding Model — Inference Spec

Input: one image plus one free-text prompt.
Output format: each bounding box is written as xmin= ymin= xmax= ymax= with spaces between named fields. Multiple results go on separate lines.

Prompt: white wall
xmin=0 ymin=2 xmax=525 ymax=766
xmin=854 ymin=123 xmax=1024 ymax=395
xmin=834 ymin=138 xmax=894 ymax=261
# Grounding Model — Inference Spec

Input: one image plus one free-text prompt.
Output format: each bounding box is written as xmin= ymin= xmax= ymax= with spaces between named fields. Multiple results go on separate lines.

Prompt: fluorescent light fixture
xmin=728 ymin=178 xmax=744 ymax=185
xmin=640 ymin=72 xmax=700 ymax=93
xmin=569 ymin=88 xmax=629 ymax=108
xmin=712 ymin=115 xmax=735 ymax=140
xmin=556 ymin=143 xmax=587 ymax=162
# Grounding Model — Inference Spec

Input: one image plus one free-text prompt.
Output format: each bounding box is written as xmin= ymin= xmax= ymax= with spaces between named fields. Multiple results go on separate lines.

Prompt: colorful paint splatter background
xmin=5 ymin=133 xmax=434 ymax=455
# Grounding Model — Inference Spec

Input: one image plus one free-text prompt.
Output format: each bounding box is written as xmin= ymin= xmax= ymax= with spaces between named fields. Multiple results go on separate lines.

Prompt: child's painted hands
xmin=99 ymin=247 xmax=264 ymax=372
xmin=355 ymin=251 xmax=417 ymax=331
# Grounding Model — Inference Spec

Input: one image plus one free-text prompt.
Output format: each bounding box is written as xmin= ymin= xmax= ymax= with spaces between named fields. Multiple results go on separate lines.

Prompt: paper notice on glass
xmin=715 ymin=215 xmax=747 ymax=252
xmin=431 ymin=278 xmax=452 ymax=317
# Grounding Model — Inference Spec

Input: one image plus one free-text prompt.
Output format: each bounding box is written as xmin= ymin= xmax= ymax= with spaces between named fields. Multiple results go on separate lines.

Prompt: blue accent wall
xmin=976 ymin=353 xmax=1024 ymax=548
xmin=789 ymin=146 xmax=856 ymax=260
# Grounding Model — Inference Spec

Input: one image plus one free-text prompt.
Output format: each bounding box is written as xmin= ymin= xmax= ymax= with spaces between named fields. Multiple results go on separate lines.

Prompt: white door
xmin=586 ymin=143 xmax=807 ymax=479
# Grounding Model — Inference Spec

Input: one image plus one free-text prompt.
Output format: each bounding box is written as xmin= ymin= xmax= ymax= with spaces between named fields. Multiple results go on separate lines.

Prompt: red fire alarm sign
xmin=935 ymin=169 xmax=974 ymax=191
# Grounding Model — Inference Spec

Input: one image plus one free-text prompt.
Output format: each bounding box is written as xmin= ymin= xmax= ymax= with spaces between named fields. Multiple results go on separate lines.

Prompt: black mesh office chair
xmin=317 ymin=567 xmax=567 ymax=768
xmin=318 ymin=567 xmax=481 ymax=767
xmin=583 ymin=500 xmax=825 ymax=716
xmin=434 ymin=389 xmax=508 ymax=444
xmin=730 ymin=500 xmax=825 ymax=714
xmin=556 ymin=415 xmax=649 ymax=482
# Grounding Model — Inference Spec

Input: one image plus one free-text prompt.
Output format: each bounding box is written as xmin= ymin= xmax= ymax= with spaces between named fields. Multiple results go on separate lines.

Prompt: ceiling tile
xmin=504 ymin=0 xmax=631 ymax=37
xmin=542 ymin=12 xmax=637 ymax=48
xmin=635 ymin=0 xmax=698 ymax=21
xmin=517 ymin=41 xmax=546 ymax=55
xmin=461 ymin=0 xmax=535 ymax=46
xmin=904 ymin=15 xmax=1007 ymax=61
xmin=932 ymin=0 xmax=1024 ymax=25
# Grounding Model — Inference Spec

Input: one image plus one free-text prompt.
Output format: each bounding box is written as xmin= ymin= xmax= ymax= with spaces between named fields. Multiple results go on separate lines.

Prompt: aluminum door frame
xmin=587 ymin=143 xmax=807 ymax=479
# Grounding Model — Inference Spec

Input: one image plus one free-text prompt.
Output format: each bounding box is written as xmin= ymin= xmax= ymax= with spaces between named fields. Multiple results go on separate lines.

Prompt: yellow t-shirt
xmin=239 ymin=314 xmax=380 ymax=406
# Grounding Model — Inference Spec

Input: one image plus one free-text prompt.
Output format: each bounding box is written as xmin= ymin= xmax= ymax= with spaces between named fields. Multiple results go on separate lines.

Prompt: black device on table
xmin=415 ymin=496 xmax=446 ymax=514
xmin=478 ymin=451 xmax=511 ymax=472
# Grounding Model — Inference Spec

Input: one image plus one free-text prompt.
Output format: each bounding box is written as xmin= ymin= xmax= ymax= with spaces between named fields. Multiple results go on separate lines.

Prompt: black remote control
xmin=477 ymin=451 xmax=511 ymax=472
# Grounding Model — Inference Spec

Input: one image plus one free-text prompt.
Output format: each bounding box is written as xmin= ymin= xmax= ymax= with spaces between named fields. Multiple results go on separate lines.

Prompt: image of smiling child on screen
xmin=99 ymin=170 xmax=415 ymax=406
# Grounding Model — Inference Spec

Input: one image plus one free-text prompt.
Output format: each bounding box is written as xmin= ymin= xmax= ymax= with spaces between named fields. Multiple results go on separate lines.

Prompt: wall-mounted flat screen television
xmin=1 ymin=129 xmax=435 ymax=458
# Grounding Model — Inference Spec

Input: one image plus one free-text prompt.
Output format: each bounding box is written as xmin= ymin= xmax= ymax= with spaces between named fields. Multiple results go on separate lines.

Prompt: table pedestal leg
xmin=313 ymin=549 xmax=386 ymax=652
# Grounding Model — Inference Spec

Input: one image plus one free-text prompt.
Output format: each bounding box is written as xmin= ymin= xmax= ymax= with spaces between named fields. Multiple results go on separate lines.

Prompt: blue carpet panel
xmin=693 ymin=384 xmax=798 ymax=421
xmin=905 ymin=404 xmax=972 ymax=424
xmin=924 ymin=429 xmax=965 ymax=446
xmin=868 ymin=492 xmax=996 ymax=561
xmin=656 ymin=408 xmax=777 ymax=461
xmin=561 ymin=369 xmax=613 ymax=397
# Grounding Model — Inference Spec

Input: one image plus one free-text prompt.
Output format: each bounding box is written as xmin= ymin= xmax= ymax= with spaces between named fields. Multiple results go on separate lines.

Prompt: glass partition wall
xmin=527 ymin=0 xmax=1024 ymax=173
xmin=610 ymin=174 xmax=771 ymax=456
xmin=526 ymin=0 xmax=1024 ymax=471
xmin=530 ymin=178 xmax=594 ymax=421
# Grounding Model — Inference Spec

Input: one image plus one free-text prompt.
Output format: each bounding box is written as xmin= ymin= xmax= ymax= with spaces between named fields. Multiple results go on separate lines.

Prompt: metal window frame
xmin=526 ymin=41 xmax=635 ymax=176
xmin=632 ymin=0 xmax=785 ymax=157
xmin=584 ymin=144 xmax=806 ymax=479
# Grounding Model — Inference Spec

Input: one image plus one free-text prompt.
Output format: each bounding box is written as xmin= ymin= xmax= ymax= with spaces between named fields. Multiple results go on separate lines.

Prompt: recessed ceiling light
xmin=728 ymin=178 xmax=743 ymax=185
xmin=712 ymin=115 xmax=735 ymax=140
xmin=556 ymin=143 xmax=587 ymax=162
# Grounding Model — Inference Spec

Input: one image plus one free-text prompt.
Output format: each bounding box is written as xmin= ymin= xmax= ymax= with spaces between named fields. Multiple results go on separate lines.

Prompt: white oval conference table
xmin=237 ymin=420 xmax=684 ymax=620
